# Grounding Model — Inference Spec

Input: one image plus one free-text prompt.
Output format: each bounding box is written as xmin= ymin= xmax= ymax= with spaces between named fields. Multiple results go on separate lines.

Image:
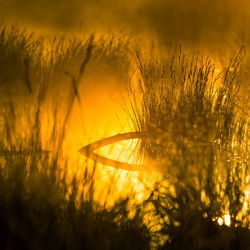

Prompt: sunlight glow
xmin=217 ymin=217 xmax=223 ymax=226
xmin=217 ymin=212 xmax=231 ymax=227
xmin=224 ymin=212 xmax=231 ymax=226
xmin=96 ymin=138 xmax=142 ymax=165
xmin=58 ymin=88 xmax=161 ymax=207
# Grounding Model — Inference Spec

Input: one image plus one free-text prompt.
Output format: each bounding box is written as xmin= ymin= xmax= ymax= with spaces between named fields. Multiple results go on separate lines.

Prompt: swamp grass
xmin=0 ymin=24 xmax=249 ymax=249
xmin=128 ymin=47 xmax=250 ymax=248
xmin=0 ymin=25 xmax=151 ymax=250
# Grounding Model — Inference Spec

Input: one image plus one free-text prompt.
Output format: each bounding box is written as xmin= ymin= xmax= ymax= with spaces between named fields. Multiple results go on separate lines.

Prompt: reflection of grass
xmin=129 ymin=48 xmax=250 ymax=248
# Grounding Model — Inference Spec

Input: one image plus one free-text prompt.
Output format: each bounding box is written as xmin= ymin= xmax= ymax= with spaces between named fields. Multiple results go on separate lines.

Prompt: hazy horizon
xmin=1 ymin=0 xmax=249 ymax=49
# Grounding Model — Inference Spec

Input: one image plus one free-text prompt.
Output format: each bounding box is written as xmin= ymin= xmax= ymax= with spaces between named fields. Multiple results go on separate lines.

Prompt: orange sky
xmin=1 ymin=0 xmax=250 ymax=48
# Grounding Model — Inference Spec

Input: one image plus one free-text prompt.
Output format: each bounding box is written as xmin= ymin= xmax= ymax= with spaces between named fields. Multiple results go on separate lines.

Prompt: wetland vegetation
xmin=0 ymin=22 xmax=249 ymax=250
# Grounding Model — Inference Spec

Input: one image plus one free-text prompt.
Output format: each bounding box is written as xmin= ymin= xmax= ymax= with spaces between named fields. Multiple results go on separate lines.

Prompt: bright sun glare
xmin=217 ymin=212 xmax=231 ymax=226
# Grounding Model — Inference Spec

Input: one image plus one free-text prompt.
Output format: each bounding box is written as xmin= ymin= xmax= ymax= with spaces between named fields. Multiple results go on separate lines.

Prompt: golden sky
xmin=1 ymin=0 xmax=249 ymax=47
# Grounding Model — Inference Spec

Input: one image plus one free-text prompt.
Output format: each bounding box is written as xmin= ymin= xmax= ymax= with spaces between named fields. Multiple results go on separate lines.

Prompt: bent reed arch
xmin=79 ymin=131 xmax=212 ymax=171
xmin=79 ymin=132 xmax=155 ymax=171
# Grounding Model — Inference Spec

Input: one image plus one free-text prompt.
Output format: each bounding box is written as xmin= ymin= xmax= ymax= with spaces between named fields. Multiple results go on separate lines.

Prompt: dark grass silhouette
xmin=129 ymin=47 xmax=250 ymax=249
xmin=0 ymin=24 xmax=249 ymax=250
xmin=0 ymin=25 xmax=150 ymax=250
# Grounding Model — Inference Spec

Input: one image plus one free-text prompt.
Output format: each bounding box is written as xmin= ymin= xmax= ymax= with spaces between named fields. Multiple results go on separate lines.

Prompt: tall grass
xmin=0 ymin=23 xmax=249 ymax=249
xmin=128 ymin=47 xmax=250 ymax=248
xmin=0 ymin=25 xmax=151 ymax=250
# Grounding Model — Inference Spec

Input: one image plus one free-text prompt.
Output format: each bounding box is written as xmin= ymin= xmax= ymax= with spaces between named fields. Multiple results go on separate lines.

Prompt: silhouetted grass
xmin=129 ymin=47 xmax=250 ymax=249
xmin=0 ymin=24 xmax=249 ymax=250
xmin=0 ymin=24 xmax=150 ymax=250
